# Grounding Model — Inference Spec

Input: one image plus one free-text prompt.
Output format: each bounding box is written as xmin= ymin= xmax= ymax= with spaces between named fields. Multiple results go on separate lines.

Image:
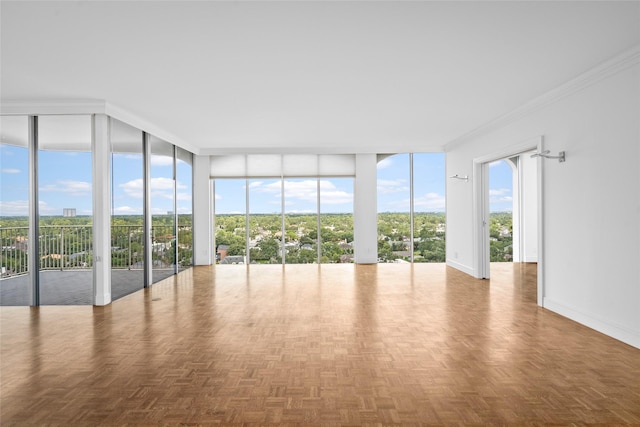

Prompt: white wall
xmin=520 ymin=152 xmax=538 ymax=262
xmin=192 ymin=155 xmax=212 ymax=265
xmin=446 ymin=63 xmax=640 ymax=348
xmin=354 ymin=153 xmax=378 ymax=263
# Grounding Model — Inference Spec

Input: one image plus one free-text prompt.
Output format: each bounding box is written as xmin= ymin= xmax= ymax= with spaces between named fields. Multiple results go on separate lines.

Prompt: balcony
xmin=1 ymin=225 xmax=192 ymax=305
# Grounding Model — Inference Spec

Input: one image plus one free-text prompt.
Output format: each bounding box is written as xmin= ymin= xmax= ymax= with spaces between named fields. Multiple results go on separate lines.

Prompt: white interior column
xmin=92 ymin=114 xmax=111 ymax=305
xmin=193 ymin=155 xmax=212 ymax=265
xmin=354 ymin=153 xmax=378 ymax=264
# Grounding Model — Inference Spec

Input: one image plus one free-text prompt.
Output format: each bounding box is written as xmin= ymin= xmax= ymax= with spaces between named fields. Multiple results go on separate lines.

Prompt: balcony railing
xmin=1 ymin=225 xmax=192 ymax=279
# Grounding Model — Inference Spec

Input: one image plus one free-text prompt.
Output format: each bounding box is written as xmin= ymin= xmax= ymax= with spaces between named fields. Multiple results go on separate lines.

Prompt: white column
xmin=354 ymin=153 xmax=378 ymax=264
xmin=92 ymin=114 xmax=111 ymax=305
xmin=193 ymin=155 xmax=212 ymax=265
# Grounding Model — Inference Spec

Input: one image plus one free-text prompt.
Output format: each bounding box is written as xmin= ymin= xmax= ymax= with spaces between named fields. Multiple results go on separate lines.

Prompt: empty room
xmin=1 ymin=1 xmax=639 ymax=425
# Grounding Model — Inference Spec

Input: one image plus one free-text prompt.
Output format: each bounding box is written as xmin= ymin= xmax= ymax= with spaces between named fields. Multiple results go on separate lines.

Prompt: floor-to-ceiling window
xmin=1 ymin=112 xmax=193 ymax=305
xmin=149 ymin=136 xmax=176 ymax=283
xmin=377 ymin=152 xmax=446 ymax=263
xmin=284 ymin=178 xmax=318 ymax=264
xmin=320 ymin=178 xmax=354 ymax=263
xmin=176 ymin=147 xmax=193 ymax=272
xmin=377 ymin=154 xmax=411 ymax=262
xmin=214 ymin=179 xmax=247 ymax=264
xmin=0 ymin=116 xmax=30 ymax=305
xmin=38 ymin=115 xmax=93 ymax=304
xmin=249 ymin=178 xmax=282 ymax=264
xmin=413 ymin=153 xmax=446 ymax=262
xmin=110 ymin=118 xmax=145 ymax=299
xmin=211 ymin=154 xmax=355 ymax=265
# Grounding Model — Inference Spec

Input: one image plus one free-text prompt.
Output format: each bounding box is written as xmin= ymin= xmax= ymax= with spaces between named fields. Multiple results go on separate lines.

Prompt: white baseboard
xmin=446 ymin=259 xmax=476 ymax=277
xmin=523 ymin=256 xmax=538 ymax=263
xmin=543 ymin=297 xmax=640 ymax=349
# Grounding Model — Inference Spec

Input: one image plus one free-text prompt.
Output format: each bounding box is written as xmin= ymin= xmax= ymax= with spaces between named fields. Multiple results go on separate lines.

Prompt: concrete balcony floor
xmin=0 ymin=269 xmax=179 ymax=305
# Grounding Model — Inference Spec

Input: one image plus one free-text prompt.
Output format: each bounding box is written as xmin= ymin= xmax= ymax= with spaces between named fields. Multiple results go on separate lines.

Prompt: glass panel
xmin=248 ymin=179 xmax=281 ymax=264
xmin=149 ymin=136 xmax=175 ymax=283
xmin=377 ymin=154 xmax=410 ymax=263
xmin=320 ymin=178 xmax=353 ymax=263
xmin=284 ymin=179 xmax=318 ymax=264
xmin=413 ymin=153 xmax=446 ymax=263
xmin=214 ymin=179 xmax=246 ymax=264
xmin=110 ymin=118 xmax=145 ymax=299
xmin=489 ymin=159 xmax=514 ymax=262
xmin=176 ymin=148 xmax=193 ymax=272
xmin=38 ymin=115 xmax=93 ymax=305
xmin=1 ymin=116 xmax=30 ymax=305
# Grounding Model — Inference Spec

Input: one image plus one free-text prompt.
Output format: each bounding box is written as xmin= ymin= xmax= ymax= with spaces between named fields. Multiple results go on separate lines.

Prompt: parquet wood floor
xmin=1 ymin=263 xmax=639 ymax=426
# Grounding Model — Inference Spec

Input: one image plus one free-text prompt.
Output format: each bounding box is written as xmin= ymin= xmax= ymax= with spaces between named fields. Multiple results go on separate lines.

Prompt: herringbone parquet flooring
xmin=1 ymin=263 xmax=639 ymax=426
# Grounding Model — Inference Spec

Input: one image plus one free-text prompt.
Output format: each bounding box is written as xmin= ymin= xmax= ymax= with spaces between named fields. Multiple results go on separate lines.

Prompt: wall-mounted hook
xmin=531 ymin=150 xmax=565 ymax=162
xmin=449 ymin=174 xmax=469 ymax=182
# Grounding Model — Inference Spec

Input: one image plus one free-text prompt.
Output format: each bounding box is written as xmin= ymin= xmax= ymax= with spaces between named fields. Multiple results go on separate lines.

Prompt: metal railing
xmin=1 ymin=225 xmax=193 ymax=278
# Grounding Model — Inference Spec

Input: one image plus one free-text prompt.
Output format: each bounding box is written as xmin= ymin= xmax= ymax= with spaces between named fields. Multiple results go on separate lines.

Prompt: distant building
xmin=220 ymin=255 xmax=244 ymax=265
xmin=217 ymin=245 xmax=229 ymax=261
xmin=63 ymin=208 xmax=76 ymax=217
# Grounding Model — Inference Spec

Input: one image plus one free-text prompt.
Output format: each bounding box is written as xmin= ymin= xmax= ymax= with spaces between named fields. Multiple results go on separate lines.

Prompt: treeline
xmin=0 ymin=214 xmax=194 ymax=228
xmin=489 ymin=212 xmax=513 ymax=262
xmin=378 ymin=212 xmax=446 ymax=262
xmin=215 ymin=213 xmax=355 ymax=264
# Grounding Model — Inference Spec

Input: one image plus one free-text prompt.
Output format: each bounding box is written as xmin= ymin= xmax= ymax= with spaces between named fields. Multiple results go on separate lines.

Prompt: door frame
xmin=472 ymin=136 xmax=544 ymax=306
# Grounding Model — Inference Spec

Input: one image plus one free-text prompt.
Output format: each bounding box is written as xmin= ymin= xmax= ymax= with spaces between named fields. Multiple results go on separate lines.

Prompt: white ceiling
xmin=1 ymin=1 xmax=639 ymax=155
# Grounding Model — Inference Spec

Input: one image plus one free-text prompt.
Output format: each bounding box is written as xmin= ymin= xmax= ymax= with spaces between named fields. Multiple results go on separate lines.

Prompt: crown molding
xmin=0 ymin=99 xmax=107 ymax=115
xmin=0 ymin=98 xmax=200 ymax=155
xmin=103 ymin=102 xmax=200 ymax=155
xmin=445 ymin=43 xmax=640 ymax=152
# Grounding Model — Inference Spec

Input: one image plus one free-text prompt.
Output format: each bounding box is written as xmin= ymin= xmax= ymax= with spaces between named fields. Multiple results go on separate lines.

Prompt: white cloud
xmin=283 ymin=180 xmax=317 ymax=201
xmin=150 ymin=207 xmax=172 ymax=215
xmin=319 ymin=180 xmax=353 ymax=205
xmin=151 ymin=177 xmax=177 ymax=191
xmin=489 ymin=160 xmax=505 ymax=168
xmin=377 ymin=179 xmax=409 ymax=194
xmin=214 ymin=193 xmax=221 ymax=200
xmin=492 ymin=196 xmax=513 ymax=203
xmin=40 ymin=180 xmax=91 ymax=196
xmin=176 ymin=192 xmax=191 ymax=201
xmin=0 ymin=200 xmax=29 ymax=216
xmin=248 ymin=181 xmax=264 ymax=189
xmin=377 ymin=157 xmax=393 ymax=169
xmin=248 ymin=179 xmax=353 ymax=205
xmin=414 ymin=192 xmax=446 ymax=211
xmin=38 ymin=201 xmax=58 ymax=215
xmin=489 ymin=188 xmax=511 ymax=196
xmin=2 ymin=168 xmax=20 ymax=174
xmin=113 ymin=206 xmax=142 ymax=215
xmin=119 ymin=177 xmax=185 ymax=199
xmin=119 ymin=178 xmax=143 ymax=198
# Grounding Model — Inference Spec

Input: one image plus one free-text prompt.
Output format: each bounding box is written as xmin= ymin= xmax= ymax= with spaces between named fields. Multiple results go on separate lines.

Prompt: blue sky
xmin=377 ymin=153 xmax=446 ymax=213
xmin=215 ymin=177 xmax=355 ymax=214
xmin=0 ymin=146 xmax=193 ymax=216
xmin=488 ymin=160 xmax=513 ymax=212
xmin=1 ymin=148 xmax=513 ymax=216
